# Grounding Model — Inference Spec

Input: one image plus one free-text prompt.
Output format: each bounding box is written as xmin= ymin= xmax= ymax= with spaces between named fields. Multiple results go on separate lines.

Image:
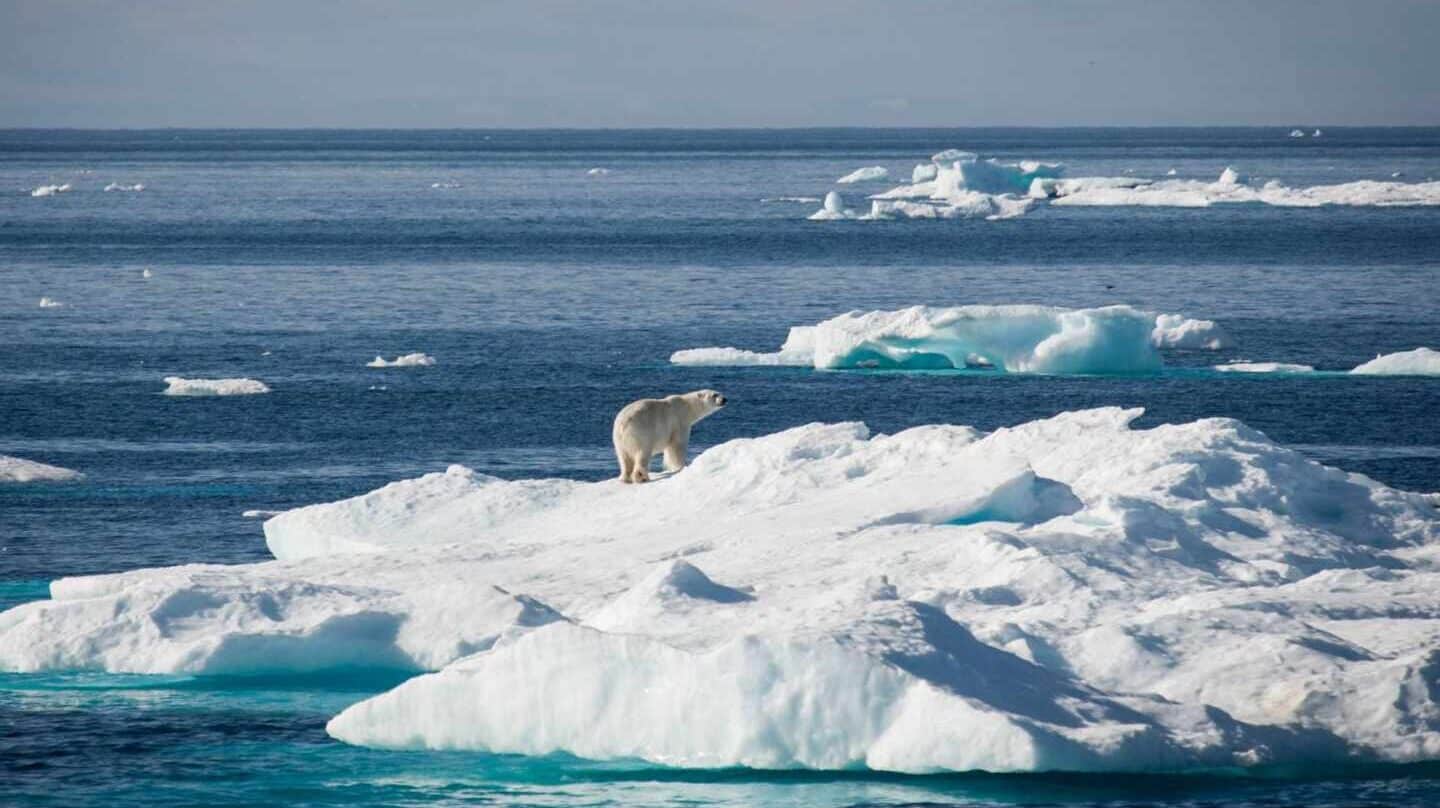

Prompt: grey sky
xmin=2 ymin=0 xmax=1437 ymax=128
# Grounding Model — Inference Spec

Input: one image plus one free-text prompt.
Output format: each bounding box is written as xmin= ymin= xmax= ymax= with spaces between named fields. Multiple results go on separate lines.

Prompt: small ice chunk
xmin=30 ymin=183 xmax=71 ymax=197
xmin=38 ymin=297 xmax=64 ymax=309
xmin=1214 ymin=362 xmax=1315 ymax=374
xmin=586 ymin=168 xmax=611 ymax=176
xmin=103 ymin=182 xmax=145 ymax=192
xmin=162 ymin=377 xmax=272 ymax=396
xmin=366 ymin=353 xmax=436 ymax=368
xmin=0 ymin=455 xmax=83 ymax=483
xmin=1350 ymin=348 xmax=1440 ymax=376
xmin=1289 ymin=129 xmax=1306 ymax=138
xmin=837 ymin=166 xmax=889 ymax=184
xmin=930 ymin=149 xmax=977 ymax=163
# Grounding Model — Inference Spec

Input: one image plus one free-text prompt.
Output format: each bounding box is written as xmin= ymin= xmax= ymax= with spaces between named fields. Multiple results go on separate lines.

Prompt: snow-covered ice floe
xmin=162 ymin=376 xmax=272 ymax=396
xmin=30 ymin=183 xmax=71 ymax=197
xmin=4 ymin=408 xmax=1440 ymax=772
xmin=37 ymin=297 xmax=64 ymax=309
xmin=1350 ymin=348 xmax=1440 ymax=376
xmin=103 ymin=182 xmax=145 ymax=192
xmin=836 ymin=166 xmax=889 ymax=184
xmin=673 ymin=305 xmax=1230 ymax=374
xmin=801 ymin=149 xmax=1440 ymax=222
xmin=586 ymin=168 xmax=611 ymax=176
xmin=1214 ymin=362 xmax=1316 ymax=374
xmin=366 ymin=352 xmax=436 ymax=368
xmin=0 ymin=455 xmax=83 ymax=483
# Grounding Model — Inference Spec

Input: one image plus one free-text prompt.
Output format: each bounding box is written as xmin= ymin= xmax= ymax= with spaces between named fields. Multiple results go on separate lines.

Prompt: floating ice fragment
xmin=1349 ymin=348 xmax=1440 ymax=376
xmin=1214 ymin=362 xmax=1315 ymax=374
xmin=37 ymin=297 xmax=64 ymax=309
xmin=30 ymin=183 xmax=71 ymax=197
xmin=103 ymin=182 xmax=144 ymax=192
xmin=162 ymin=377 xmax=271 ymax=396
xmin=0 ymin=455 xmax=83 ymax=483
xmin=837 ymin=166 xmax=889 ymax=184
xmin=586 ymin=168 xmax=610 ymax=176
xmin=366 ymin=353 xmax=436 ymax=368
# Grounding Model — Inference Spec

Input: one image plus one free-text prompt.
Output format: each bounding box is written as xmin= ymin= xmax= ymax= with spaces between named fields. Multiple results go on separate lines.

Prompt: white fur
xmin=612 ymin=390 xmax=727 ymax=483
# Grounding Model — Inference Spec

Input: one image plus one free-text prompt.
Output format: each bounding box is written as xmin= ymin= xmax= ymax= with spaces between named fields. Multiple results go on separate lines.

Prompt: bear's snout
xmin=716 ymin=396 xmax=727 ymax=407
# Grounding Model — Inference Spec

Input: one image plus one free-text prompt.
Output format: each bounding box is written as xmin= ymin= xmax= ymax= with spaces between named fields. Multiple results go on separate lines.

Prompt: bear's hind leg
xmin=630 ymin=452 xmax=651 ymax=483
xmin=617 ymin=447 xmax=635 ymax=483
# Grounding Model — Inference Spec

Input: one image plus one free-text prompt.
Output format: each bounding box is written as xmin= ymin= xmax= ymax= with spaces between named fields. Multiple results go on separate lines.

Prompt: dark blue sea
xmin=2 ymin=128 xmax=1439 ymax=806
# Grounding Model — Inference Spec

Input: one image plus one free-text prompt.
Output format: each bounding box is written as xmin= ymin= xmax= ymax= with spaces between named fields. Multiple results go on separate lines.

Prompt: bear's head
xmin=690 ymin=389 xmax=728 ymax=419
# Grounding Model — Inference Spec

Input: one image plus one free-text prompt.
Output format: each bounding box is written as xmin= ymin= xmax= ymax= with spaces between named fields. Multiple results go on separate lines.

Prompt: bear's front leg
xmin=663 ymin=429 xmax=689 ymax=472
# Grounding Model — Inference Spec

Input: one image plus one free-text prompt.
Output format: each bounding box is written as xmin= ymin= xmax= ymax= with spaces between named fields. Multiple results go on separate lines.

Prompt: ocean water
xmin=2 ymin=128 xmax=1439 ymax=806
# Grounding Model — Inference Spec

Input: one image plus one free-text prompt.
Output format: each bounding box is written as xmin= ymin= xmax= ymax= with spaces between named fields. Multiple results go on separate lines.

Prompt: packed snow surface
xmin=0 ymin=455 xmax=83 ymax=483
xmin=366 ymin=353 xmax=437 ymax=368
xmin=673 ymin=305 xmax=1228 ymax=374
xmin=30 ymin=183 xmax=71 ymax=197
xmin=5 ymin=408 xmax=1440 ymax=773
xmin=161 ymin=377 xmax=272 ymax=396
xmin=1214 ymin=362 xmax=1316 ymax=374
xmin=1350 ymin=348 xmax=1440 ymax=376
xmin=837 ymin=166 xmax=889 ymax=184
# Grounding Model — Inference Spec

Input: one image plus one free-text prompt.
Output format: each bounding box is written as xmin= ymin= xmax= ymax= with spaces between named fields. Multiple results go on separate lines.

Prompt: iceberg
xmin=1350 ymin=348 xmax=1440 ymax=376
xmin=808 ymin=191 xmax=858 ymax=220
xmin=0 ymin=455 xmax=83 ymax=483
xmin=1214 ymin=362 xmax=1316 ymax=374
xmin=672 ymin=305 xmax=1228 ymax=374
xmin=366 ymin=352 xmax=436 ymax=368
xmin=6 ymin=408 xmax=1439 ymax=773
xmin=837 ymin=166 xmax=889 ymax=184
xmin=162 ymin=376 xmax=271 ymax=396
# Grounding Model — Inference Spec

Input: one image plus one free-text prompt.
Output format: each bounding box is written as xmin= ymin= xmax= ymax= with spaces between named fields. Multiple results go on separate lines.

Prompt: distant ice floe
xmin=162 ymin=377 xmax=272 ymax=396
xmin=1215 ymin=361 xmax=1316 ymax=374
xmin=37 ymin=297 xmax=64 ymax=309
xmin=30 ymin=183 xmax=71 ymax=197
xmin=367 ymin=353 xmax=436 ymax=368
xmin=1289 ymin=129 xmax=1307 ymax=138
xmin=103 ymin=182 xmax=144 ymax=192
xmin=8 ymin=408 xmax=1440 ymax=772
xmin=430 ymin=182 xmax=461 ymax=189
xmin=761 ymin=196 xmax=822 ymax=203
xmin=1350 ymin=348 xmax=1440 ymax=376
xmin=0 ymin=455 xmax=83 ymax=484
xmin=673 ymin=305 xmax=1228 ymax=374
xmin=798 ymin=148 xmax=1440 ymax=222
xmin=836 ymin=166 xmax=889 ymax=184
xmin=586 ymin=168 xmax=611 ymax=176
xmin=242 ymin=509 xmax=284 ymax=519
xmin=142 ymin=268 xmax=154 ymax=279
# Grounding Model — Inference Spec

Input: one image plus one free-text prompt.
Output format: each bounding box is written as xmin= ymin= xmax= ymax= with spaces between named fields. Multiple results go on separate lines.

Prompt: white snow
xmin=5 ymin=408 xmax=1437 ymax=772
xmin=103 ymin=182 xmax=145 ymax=192
xmin=30 ymin=183 xmax=71 ymax=197
xmin=366 ymin=353 xmax=436 ymax=368
xmin=0 ymin=455 xmax=83 ymax=483
xmin=1350 ymin=348 xmax=1440 ymax=376
xmin=161 ymin=377 xmax=271 ymax=396
xmin=673 ymin=306 xmax=1227 ymax=374
xmin=837 ymin=166 xmax=889 ymax=184
xmin=1214 ymin=362 xmax=1316 ymax=374
xmin=37 ymin=297 xmax=64 ymax=309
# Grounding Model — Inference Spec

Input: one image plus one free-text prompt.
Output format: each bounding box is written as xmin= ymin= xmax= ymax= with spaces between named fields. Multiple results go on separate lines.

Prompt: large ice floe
xmin=162 ymin=376 xmax=272 ymax=396
xmin=672 ymin=305 xmax=1229 ymax=373
xmin=1350 ymin=348 xmax=1440 ymax=376
xmin=4 ymin=407 xmax=1440 ymax=772
xmin=0 ymin=455 xmax=83 ymax=483
xmin=803 ymin=149 xmax=1440 ymax=222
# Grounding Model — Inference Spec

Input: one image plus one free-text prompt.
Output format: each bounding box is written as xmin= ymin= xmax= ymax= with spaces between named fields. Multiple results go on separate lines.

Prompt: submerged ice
xmin=4 ymin=408 xmax=1440 ymax=773
xmin=673 ymin=305 xmax=1229 ymax=374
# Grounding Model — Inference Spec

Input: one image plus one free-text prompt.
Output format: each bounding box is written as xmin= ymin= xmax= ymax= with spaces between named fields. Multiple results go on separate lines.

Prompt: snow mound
xmin=103 ymin=182 xmax=144 ymax=192
xmin=30 ymin=183 xmax=71 ymax=197
xmin=1215 ymin=362 xmax=1316 ymax=374
xmin=1350 ymin=348 xmax=1440 ymax=376
xmin=366 ymin=353 xmax=436 ymax=368
xmin=0 ymin=455 xmax=83 ymax=483
xmin=37 ymin=297 xmax=63 ymax=309
xmin=837 ymin=166 xmax=889 ymax=184
xmin=672 ymin=305 xmax=1227 ymax=374
xmin=162 ymin=377 xmax=271 ymax=396
xmin=4 ymin=408 xmax=1440 ymax=772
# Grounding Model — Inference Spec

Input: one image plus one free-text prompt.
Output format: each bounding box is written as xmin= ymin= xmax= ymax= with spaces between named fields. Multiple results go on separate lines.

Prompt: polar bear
xmin=613 ymin=389 xmax=727 ymax=483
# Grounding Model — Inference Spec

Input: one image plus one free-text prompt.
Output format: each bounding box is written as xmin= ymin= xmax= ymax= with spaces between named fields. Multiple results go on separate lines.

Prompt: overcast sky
xmin=3 ymin=0 xmax=1437 ymax=128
